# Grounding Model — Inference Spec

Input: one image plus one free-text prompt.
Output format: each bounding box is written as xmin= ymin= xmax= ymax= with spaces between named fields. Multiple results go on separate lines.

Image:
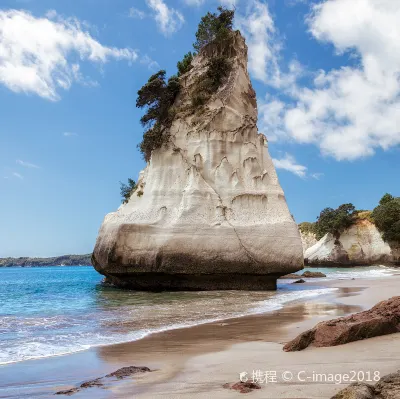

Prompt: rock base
xmin=103 ymin=273 xmax=279 ymax=291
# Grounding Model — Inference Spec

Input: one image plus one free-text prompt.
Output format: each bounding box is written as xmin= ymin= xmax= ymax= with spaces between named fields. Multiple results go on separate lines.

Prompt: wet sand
xmin=0 ymin=276 xmax=399 ymax=398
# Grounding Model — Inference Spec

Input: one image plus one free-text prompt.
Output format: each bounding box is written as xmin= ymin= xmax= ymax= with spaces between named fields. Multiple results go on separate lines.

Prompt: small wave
xmin=0 ymin=286 xmax=337 ymax=365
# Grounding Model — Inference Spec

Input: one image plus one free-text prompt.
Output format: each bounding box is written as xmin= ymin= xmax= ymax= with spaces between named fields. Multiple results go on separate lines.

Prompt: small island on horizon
xmin=0 ymin=254 xmax=92 ymax=267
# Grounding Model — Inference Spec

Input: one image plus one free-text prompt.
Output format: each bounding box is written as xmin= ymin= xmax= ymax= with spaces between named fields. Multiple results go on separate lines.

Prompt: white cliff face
xmin=92 ymin=32 xmax=304 ymax=290
xmin=305 ymin=220 xmax=399 ymax=266
xmin=300 ymin=231 xmax=318 ymax=253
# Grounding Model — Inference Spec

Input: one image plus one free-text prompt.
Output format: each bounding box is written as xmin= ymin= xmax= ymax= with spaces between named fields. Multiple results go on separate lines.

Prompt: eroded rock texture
xmin=305 ymin=220 xmax=400 ymax=266
xmin=284 ymin=296 xmax=400 ymax=351
xmin=92 ymin=32 xmax=303 ymax=290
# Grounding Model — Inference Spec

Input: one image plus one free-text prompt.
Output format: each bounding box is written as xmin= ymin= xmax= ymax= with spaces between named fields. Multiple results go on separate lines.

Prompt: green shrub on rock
xmin=193 ymin=7 xmax=235 ymax=52
xmin=314 ymin=203 xmax=356 ymax=240
xmin=372 ymin=193 xmax=400 ymax=243
xmin=136 ymin=71 xmax=180 ymax=161
xmin=120 ymin=178 xmax=137 ymax=203
xmin=177 ymin=52 xmax=195 ymax=76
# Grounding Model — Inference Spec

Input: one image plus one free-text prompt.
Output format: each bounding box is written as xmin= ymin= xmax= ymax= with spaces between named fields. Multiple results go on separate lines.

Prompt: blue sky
xmin=1 ymin=0 xmax=399 ymax=257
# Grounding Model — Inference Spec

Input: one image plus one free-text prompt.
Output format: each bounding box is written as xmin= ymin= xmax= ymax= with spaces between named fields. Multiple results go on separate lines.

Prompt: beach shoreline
xmin=0 ymin=275 xmax=399 ymax=398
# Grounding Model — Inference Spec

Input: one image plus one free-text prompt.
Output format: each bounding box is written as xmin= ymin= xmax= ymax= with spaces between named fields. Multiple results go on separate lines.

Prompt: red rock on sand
xmin=284 ymin=296 xmax=400 ymax=351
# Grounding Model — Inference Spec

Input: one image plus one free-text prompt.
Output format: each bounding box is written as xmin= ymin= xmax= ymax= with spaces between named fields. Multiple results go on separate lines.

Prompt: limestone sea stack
xmin=92 ymin=31 xmax=304 ymax=290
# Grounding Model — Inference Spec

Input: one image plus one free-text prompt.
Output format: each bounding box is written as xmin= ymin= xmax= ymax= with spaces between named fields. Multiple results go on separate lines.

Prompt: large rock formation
xmin=284 ymin=296 xmax=400 ymax=351
xmin=304 ymin=219 xmax=400 ymax=266
xmin=92 ymin=31 xmax=303 ymax=290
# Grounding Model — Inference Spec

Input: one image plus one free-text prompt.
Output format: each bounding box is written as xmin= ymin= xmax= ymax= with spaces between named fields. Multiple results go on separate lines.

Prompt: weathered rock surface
xmin=305 ymin=220 xmax=400 ymax=266
xmin=331 ymin=371 xmax=400 ymax=399
xmin=92 ymin=31 xmax=303 ymax=291
xmin=284 ymin=296 xmax=400 ymax=351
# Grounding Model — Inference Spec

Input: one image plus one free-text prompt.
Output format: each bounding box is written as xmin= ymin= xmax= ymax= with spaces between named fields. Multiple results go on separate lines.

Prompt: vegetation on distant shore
xmin=135 ymin=6 xmax=235 ymax=162
xmin=0 ymin=254 xmax=92 ymax=267
xmin=372 ymin=193 xmax=400 ymax=243
xmin=300 ymin=193 xmax=400 ymax=244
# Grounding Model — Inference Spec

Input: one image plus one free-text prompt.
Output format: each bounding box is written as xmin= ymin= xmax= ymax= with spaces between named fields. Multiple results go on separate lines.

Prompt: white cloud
xmin=272 ymin=153 xmax=307 ymax=178
xmin=258 ymin=97 xmax=287 ymax=142
xmin=63 ymin=132 xmax=78 ymax=137
xmin=0 ymin=9 xmax=138 ymax=101
xmin=140 ymin=55 xmax=160 ymax=71
xmin=236 ymin=1 xmax=302 ymax=88
xmin=129 ymin=7 xmax=146 ymax=19
xmin=12 ymin=172 xmax=23 ymax=180
xmin=16 ymin=159 xmax=40 ymax=168
xmin=219 ymin=0 xmax=237 ymax=6
xmin=183 ymin=0 xmax=205 ymax=6
xmin=265 ymin=0 xmax=400 ymax=161
xmin=145 ymin=0 xmax=184 ymax=36
xmin=236 ymin=1 xmax=278 ymax=84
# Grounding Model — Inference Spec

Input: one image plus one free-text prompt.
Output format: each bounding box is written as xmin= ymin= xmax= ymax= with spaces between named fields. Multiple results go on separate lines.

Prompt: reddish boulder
xmin=223 ymin=381 xmax=261 ymax=394
xmin=284 ymin=296 xmax=400 ymax=351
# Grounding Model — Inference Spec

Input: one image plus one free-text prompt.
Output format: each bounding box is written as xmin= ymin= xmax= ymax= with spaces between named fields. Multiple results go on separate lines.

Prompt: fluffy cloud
xmin=183 ymin=0 xmax=205 ymax=6
xmin=286 ymin=0 xmax=400 ymax=160
xmin=272 ymin=153 xmax=307 ymax=178
xmin=236 ymin=1 xmax=303 ymax=88
xmin=0 ymin=10 xmax=138 ymax=101
xmin=63 ymin=132 xmax=78 ymax=137
xmin=16 ymin=159 xmax=40 ymax=168
xmin=259 ymin=0 xmax=400 ymax=161
xmin=236 ymin=1 xmax=279 ymax=85
xmin=145 ymin=0 xmax=184 ymax=36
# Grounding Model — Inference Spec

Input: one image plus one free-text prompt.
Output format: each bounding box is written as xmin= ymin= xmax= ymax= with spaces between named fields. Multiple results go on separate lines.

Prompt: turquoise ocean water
xmin=0 ymin=265 xmax=396 ymax=365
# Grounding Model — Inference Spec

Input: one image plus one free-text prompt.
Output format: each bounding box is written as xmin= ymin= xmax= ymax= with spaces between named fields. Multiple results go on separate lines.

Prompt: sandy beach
xmin=0 ymin=275 xmax=399 ymax=398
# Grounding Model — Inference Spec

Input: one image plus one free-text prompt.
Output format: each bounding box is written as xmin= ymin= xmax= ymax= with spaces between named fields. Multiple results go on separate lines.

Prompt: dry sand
xmin=0 ymin=276 xmax=399 ymax=398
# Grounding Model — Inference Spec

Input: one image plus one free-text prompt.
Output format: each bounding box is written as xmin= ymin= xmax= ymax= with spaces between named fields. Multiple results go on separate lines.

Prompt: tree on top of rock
xmin=372 ymin=193 xmax=400 ymax=243
xmin=193 ymin=6 xmax=235 ymax=52
xmin=314 ymin=203 xmax=356 ymax=240
xmin=136 ymin=71 xmax=180 ymax=161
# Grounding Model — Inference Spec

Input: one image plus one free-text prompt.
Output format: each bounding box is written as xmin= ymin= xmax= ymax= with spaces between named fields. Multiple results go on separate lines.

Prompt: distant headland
xmin=0 ymin=254 xmax=92 ymax=267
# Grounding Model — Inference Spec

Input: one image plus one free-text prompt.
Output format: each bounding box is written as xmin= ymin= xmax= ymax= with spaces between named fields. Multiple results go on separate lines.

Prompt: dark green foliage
xmin=193 ymin=7 xmax=235 ymax=52
xmin=120 ymin=178 xmax=137 ymax=203
xmin=138 ymin=124 xmax=169 ymax=163
xmin=190 ymin=55 xmax=231 ymax=110
xmin=136 ymin=71 xmax=180 ymax=161
xmin=314 ymin=203 xmax=356 ymax=240
xmin=177 ymin=52 xmax=195 ymax=76
xmin=191 ymin=94 xmax=206 ymax=108
xmin=372 ymin=193 xmax=400 ymax=243
xmin=205 ymin=56 xmax=231 ymax=92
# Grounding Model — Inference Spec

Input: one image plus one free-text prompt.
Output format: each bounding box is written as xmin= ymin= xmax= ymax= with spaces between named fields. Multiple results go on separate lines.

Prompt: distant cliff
xmin=0 ymin=254 xmax=92 ymax=267
xmin=301 ymin=219 xmax=400 ymax=266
